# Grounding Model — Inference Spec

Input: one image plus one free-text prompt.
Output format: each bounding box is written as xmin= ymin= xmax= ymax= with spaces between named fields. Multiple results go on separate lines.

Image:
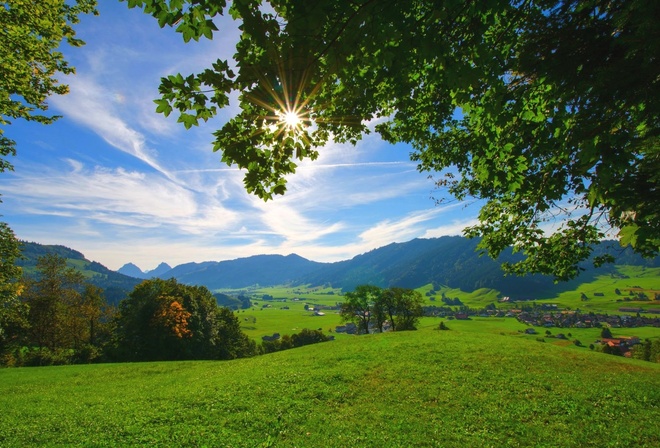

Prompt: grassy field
xmin=1 ymin=328 xmax=659 ymax=447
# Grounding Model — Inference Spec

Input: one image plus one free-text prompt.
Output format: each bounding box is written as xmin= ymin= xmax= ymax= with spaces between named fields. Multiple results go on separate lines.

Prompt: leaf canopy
xmin=124 ymin=0 xmax=659 ymax=280
xmin=0 ymin=0 xmax=98 ymax=171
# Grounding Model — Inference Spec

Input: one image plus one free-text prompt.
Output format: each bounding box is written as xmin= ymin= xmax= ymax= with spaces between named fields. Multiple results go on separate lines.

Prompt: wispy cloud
xmin=4 ymin=162 xmax=239 ymax=232
xmin=51 ymin=76 xmax=171 ymax=175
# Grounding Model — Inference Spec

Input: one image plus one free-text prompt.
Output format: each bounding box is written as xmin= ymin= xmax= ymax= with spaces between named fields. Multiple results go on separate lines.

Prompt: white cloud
xmin=4 ymin=163 xmax=239 ymax=232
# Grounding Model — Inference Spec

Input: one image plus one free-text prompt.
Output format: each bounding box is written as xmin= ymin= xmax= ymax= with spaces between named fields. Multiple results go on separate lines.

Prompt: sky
xmin=1 ymin=2 xmax=481 ymax=272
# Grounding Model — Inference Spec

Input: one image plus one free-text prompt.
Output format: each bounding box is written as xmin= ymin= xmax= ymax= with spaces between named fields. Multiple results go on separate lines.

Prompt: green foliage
xmin=261 ymin=328 xmax=329 ymax=354
xmin=0 ymin=0 xmax=97 ymax=170
xmin=339 ymin=284 xmax=381 ymax=334
xmin=127 ymin=0 xmax=659 ymax=280
xmin=630 ymin=339 xmax=660 ymax=363
xmin=0 ymin=223 xmax=26 ymax=357
xmin=11 ymin=254 xmax=112 ymax=366
xmin=341 ymin=285 xmax=424 ymax=333
xmin=111 ymin=278 xmax=255 ymax=362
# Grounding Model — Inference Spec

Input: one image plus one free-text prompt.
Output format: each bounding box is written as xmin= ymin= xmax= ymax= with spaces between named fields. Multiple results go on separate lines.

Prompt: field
xmin=1 ymin=328 xmax=659 ymax=447
xmin=2 ymin=266 xmax=658 ymax=446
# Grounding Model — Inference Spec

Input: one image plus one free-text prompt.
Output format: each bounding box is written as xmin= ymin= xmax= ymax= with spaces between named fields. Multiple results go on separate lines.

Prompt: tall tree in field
xmin=340 ymin=285 xmax=382 ymax=335
xmin=386 ymin=287 xmax=424 ymax=331
xmin=125 ymin=0 xmax=659 ymax=280
xmin=22 ymin=254 xmax=85 ymax=350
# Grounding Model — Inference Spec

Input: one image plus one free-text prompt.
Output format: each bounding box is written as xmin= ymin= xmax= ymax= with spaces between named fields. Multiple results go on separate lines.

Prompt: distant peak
xmin=117 ymin=262 xmax=146 ymax=279
xmin=147 ymin=262 xmax=173 ymax=277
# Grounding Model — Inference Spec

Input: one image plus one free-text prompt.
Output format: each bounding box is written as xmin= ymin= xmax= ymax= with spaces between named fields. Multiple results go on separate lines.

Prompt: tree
xmin=214 ymin=306 xmax=257 ymax=360
xmin=17 ymin=253 xmax=109 ymax=365
xmin=112 ymin=278 xmax=255 ymax=361
xmin=0 ymin=0 xmax=97 ymax=171
xmin=340 ymin=285 xmax=424 ymax=333
xmin=125 ymin=0 xmax=659 ymax=280
xmin=386 ymin=287 xmax=424 ymax=331
xmin=0 ymin=223 xmax=27 ymax=359
xmin=291 ymin=328 xmax=329 ymax=347
xmin=600 ymin=327 xmax=613 ymax=339
xmin=22 ymin=254 xmax=87 ymax=351
xmin=340 ymin=284 xmax=382 ymax=334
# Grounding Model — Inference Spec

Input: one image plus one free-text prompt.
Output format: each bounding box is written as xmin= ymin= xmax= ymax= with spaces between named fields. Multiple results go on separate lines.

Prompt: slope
xmin=18 ymin=241 xmax=141 ymax=305
xmin=170 ymin=254 xmax=326 ymax=289
xmin=0 ymin=330 xmax=657 ymax=447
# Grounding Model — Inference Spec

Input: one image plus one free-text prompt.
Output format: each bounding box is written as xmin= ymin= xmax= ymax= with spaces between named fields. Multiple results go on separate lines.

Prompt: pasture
xmin=1 ymin=329 xmax=659 ymax=447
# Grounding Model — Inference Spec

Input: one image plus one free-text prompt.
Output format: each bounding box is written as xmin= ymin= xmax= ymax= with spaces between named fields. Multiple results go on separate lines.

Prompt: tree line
xmin=0 ymin=253 xmax=259 ymax=366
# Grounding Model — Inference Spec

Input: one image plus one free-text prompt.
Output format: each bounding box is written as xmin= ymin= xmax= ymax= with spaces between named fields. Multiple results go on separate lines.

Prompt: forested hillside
xmin=18 ymin=242 xmax=140 ymax=305
xmin=300 ymin=237 xmax=660 ymax=296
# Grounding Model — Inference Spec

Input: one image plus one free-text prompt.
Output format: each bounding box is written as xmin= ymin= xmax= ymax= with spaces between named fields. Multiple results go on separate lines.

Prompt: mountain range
xmin=114 ymin=236 xmax=659 ymax=296
xmin=19 ymin=237 xmax=659 ymax=304
xmin=118 ymin=262 xmax=173 ymax=279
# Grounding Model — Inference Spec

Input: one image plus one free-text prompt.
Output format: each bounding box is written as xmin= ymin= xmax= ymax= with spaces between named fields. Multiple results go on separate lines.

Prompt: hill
xmin=18 ymin=241 xmax=141 ymax=305
xmin=154 ymin=253 xmax=325 ymax=289
xmin=0 ymin=329 xmax=658 ymax=446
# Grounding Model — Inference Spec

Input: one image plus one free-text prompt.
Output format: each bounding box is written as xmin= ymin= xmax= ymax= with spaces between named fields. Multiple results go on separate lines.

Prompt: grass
xmin=1 ymin=328 xmax=659 ymax=447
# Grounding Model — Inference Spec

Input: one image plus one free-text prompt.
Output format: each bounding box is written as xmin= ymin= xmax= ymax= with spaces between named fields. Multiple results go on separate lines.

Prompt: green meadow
xmin=1 ymin=328 xmax=659 ymax=447
xmin=2 ymin=266 xmax=657 ymax=446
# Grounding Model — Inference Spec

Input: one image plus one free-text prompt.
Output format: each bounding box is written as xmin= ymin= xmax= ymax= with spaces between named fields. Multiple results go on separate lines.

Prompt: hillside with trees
xmin=18 ymin=242 xmax=141 ymax=305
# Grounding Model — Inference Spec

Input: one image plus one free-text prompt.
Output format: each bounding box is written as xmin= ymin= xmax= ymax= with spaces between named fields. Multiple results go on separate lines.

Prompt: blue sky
xmin=1 ymin=2 xmax=481 ymax=272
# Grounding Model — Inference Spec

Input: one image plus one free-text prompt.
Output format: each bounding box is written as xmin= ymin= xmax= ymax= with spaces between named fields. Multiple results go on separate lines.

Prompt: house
xmin=525 ymin=328 xmax=537 ymax=335
xmin=455 ymin=313 xmax=469 ymax=320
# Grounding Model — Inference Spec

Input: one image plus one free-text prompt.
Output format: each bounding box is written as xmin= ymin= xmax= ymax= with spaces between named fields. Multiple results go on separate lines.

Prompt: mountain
xmin=20 ymin=237 xmax=659 ymax=302
xmin=149 ymin=262 xmax=173 ymax=277
xmin=168 ymin=254 xmax=325 ymax=289
xmin=18 ymin=242 xmax=142 ymax=305
xmin=117 ymin=262 xmax=145 ymax=278
xmin=118 ymin=261 xmax=173 ymax=279
xmin=299 ymin=237 xmax=659 ymax=295
xmin=152 ymin=237 xmax=659 ymax=296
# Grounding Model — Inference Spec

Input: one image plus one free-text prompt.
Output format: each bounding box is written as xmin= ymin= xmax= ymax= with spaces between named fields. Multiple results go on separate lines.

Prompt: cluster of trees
xmin=108 ymin=278 xmax=256 ymax=362
xmin=630 ymin=339 xmax=660 ymax=363
xmin=0 ymin=254 xmax=256 ymax=366
xmin=2 ymin=254 xmax=113 ymax=366
xmin=339 ymin=285 xmax=424 ymax=334
xmin=261 ymin=329 xmax=330 ymax=354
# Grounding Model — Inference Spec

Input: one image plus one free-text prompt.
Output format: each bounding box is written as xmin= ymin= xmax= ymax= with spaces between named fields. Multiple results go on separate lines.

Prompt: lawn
xmin=2 ymin=329 xmax=659 ymax=447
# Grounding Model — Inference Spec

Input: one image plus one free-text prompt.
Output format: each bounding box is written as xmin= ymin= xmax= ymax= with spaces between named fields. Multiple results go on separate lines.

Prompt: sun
xmin=280 ymin=109 xmax=303 ymax=130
